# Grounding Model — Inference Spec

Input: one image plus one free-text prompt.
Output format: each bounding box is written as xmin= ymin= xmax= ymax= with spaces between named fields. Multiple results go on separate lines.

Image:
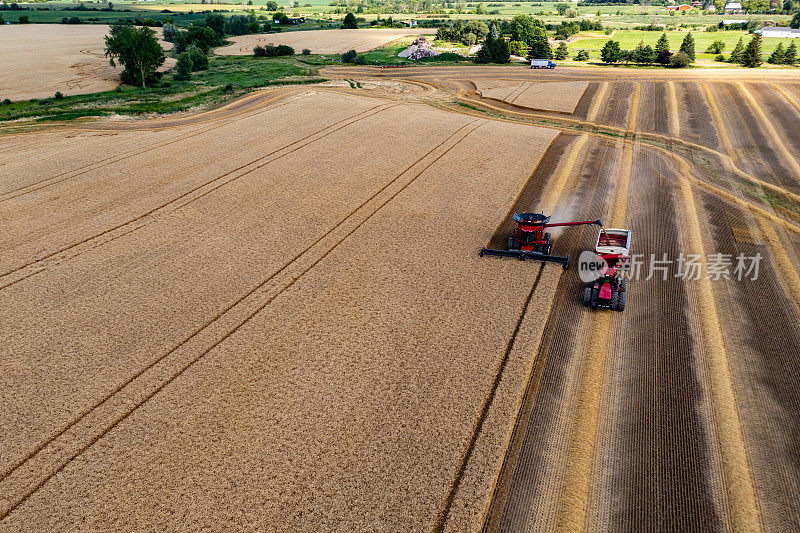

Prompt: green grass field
xmin=569 ymin=29 xmax=799 ymax=58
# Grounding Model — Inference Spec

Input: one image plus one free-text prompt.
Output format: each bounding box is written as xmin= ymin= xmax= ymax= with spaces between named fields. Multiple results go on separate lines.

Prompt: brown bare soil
xmin=0 ymin=25 xmax=173 ymax=100
xmin=215 ymin=28 xmax=434 ymax=55
xmin=3 ymin=64 xmax=800 ymax=532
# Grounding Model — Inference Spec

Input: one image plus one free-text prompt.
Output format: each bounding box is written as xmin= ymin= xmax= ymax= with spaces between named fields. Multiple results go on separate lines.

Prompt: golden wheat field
xmin=0 ymin=25 xmax=173 ymax=100
xmin=2 ymin=62 xmax=800 ymax=532
xmin=215 ymin=28 xmax=434 ymax=56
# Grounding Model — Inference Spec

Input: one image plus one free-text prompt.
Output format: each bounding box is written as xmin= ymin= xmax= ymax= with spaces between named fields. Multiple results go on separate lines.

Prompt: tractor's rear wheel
xmin=583 ymin=286 xmax=592 ymax=306
xmin=508 ymin=237 xmax=516 ymax=251
xmin=617 ymin=289 xmax=626 ymax=311
xmin=620 ymin=278 xmax=628 ymax=292
xmin=610 ymin=290 xmax=619 ymax=310
xmin=544 ymin=232 xmax=551 ymax=243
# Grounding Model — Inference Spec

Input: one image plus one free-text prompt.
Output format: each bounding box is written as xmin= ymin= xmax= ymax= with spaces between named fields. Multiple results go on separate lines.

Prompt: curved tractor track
xmin=2 ymin=65 xmax=800 ymax=531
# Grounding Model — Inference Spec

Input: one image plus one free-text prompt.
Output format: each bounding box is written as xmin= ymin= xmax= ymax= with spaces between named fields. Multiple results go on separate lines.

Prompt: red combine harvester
xmin=582 ymin=227 xmax=631 ymax=311
xmin=479 ymin=212 xmax=603 ymax=269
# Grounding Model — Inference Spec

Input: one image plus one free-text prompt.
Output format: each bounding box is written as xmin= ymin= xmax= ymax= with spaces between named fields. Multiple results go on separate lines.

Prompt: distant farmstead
xmin=724 ymin=2 xmax=743 ymax=13
xmin=758 ymin=27 xmax=800 ymax=38
xmin=667 ymin=4 xmax=692 ymax=10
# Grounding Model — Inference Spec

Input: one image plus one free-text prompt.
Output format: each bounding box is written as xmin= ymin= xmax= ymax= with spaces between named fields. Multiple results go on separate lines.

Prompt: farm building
xmin=667 ymin=4 xmax=692 ymax=11
xmin=724 ymin=2 xmax=743 ymax=13
xmin=758 ymin=27 xmax=800 ymax=38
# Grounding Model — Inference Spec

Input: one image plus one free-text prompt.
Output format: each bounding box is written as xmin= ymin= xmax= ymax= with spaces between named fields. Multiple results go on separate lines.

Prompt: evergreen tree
xmin=490 ymin=37 xmax=510 ymax=63
xmin=741 ymin=34 xmax=763 ymax=67
xmin=768 ymin=42 xmax=786 ymax=64
xmin=729 ymin=36 xmax=745 ymax=63
xmin=654 ymin=32 xmax=670 ymax=55
xmin=655 ymin=32 xmax=671 ymax=65
xmin=600 ymin=40 xmax=622 ymax=63
xmin=554 ymin=41 xmax=569 ymax=60
xmin=679 ymin=32 xmax=695 ymax=62
xmin=475 ymin=33 xmax=495 ymax=63
xmin=785 ymin=41 xmax=798 ymax=64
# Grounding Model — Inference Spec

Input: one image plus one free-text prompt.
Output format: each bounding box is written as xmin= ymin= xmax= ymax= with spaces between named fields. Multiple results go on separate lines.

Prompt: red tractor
xmin=480 ymin=212 xmax=603 ymax=269
xmin=582 ymin=228 xmax=631 ymax=311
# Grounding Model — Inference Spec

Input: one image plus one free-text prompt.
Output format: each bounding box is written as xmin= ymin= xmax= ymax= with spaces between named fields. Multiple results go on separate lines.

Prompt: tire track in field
xmin=0 ymin=89 xmax=304 ymax=201
xmin=0 ymin=118 xmax=485 ymax=521
xmin=0 ymin=103 xmax=396 ymax=290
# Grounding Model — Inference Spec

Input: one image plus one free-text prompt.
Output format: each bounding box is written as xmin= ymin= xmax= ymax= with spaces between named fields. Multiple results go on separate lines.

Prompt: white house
xmin=724 ymin=2 xmax=743 ymax=13
xmin=759 ymin=27 xmax=800 ymax=38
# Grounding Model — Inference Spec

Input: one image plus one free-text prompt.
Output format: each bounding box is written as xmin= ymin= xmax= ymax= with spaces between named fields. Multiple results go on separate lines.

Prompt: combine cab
xmin=582 ymin=228 xmax=631 ymax=311
xmin=480 ymin=212 xmax=603 ymax=269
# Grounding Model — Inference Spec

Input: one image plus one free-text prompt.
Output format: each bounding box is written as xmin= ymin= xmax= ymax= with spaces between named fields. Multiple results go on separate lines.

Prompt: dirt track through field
xmin=4 ymin=65 xmax=800 ymax=531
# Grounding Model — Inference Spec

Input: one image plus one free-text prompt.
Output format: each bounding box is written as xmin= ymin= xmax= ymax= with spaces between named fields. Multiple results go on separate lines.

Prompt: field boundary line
xmin=674 ymin=156 xmax=763 ymax=533
xmin=0 ymin=89 xmax=303 ymax=201
xmin=0 ymin=103 xmax=396 ymax=290
xmin=0 ymin=119 xmax=484 ymax=521
xmin=666 ymin=81 xmax=680 ymax=137
xmin=735 ymin=82 xmax=800 ymax=179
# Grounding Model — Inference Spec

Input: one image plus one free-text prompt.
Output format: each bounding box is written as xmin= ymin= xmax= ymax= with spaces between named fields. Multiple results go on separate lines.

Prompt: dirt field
xmin=2 ymin=66 xmax=800 ymax=531
xmin=215 ymin=28 xmax=434 ymax=56
xmin=0 ymin=25 xmax=174 ymax=101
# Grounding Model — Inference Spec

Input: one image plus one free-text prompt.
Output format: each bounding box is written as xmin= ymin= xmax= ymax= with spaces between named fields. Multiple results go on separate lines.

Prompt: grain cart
xmin=582 ymin=227 xmax=631 ymax=311
xmin=479 ymin=212 xmax=603 ymax=269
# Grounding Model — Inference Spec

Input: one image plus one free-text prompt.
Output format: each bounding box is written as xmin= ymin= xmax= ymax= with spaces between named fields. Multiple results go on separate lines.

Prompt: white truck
xmin=530 ymin=59 xmax=556 ymax=69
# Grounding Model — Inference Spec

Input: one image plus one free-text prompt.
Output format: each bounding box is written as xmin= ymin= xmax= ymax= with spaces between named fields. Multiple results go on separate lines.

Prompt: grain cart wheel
xmin=583 ymin=286 xmax=592 ymax=306
xmin=610 ymin=290 xmax=619 ymax=310
xmin=617 ymin=289 xmax=626 ymax=311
